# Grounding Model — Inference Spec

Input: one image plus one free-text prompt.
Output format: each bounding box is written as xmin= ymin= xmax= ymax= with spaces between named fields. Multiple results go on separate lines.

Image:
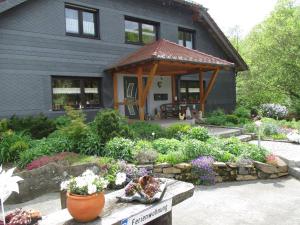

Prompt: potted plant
xmin=60 ymin=170 xmax=109 ymax=222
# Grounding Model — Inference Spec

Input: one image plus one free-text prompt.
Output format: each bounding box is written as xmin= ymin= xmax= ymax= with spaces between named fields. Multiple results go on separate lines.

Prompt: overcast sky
xmin=195 ymin=0 xmax=278 ymax=37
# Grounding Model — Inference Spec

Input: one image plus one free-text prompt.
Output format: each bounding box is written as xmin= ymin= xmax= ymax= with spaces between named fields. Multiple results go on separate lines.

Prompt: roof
xmin=0 ymin=0 xmax=248 ymax=71
xmin=106 ymin=39 xmax=234 ymax=73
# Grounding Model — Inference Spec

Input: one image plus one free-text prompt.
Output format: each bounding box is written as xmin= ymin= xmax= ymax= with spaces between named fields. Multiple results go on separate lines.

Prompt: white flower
xmin=87 ymin=184 xmax=97 ymax=195
xmin=115 ymin=172 xmax=126 ymax=186
xmin=152 ymin=132 xmax=155 ymax=136
xmin=75 ymin=177 xmax=87 ymax=188
xmin=255 ymin=120 xmax=262 ymax=127
xmin=60 ymin=181 xmax=69 ymax=191
xmin=82 ymin=169 xmax=95 ymax=177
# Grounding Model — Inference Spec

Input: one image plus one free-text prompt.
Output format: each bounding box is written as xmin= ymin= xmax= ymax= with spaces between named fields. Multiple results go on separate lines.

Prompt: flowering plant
xmin=61 ymin=170 xmax=109 ymax=196
xmin=261 ymin=103 xmax=288 ymax=119
xmin=191 ymin=156 xmax=215 ymax=185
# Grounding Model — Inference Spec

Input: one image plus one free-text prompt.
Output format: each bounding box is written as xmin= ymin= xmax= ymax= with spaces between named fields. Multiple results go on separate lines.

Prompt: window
xmin=52 ymin=77 xmax=101 ymax=111
xmin=178 ymin=28 xmax=195 ymax=49
xmin=65 ymin=4 xmax=99 ymax=38
xmin=125 ymin=17 xmax=158 ymax=44
xmin=180 ymin=80 xmax=205 ymax=103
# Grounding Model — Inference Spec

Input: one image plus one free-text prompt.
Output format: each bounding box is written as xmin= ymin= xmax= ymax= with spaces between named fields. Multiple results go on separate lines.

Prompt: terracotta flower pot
xmin=66 ymin=192 xmax=105 ymax=222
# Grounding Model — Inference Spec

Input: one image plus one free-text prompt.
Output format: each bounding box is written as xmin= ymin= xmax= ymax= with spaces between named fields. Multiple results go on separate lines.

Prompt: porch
xmin=106 ymin=39 xmax=235 ymax=120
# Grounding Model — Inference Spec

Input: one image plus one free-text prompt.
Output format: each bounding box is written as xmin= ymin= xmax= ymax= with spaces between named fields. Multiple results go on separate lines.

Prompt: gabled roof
xmin=107 ymin=39 xmax=234 ymax=72
xmin=0 ymin=0 xmax=248 ymax=71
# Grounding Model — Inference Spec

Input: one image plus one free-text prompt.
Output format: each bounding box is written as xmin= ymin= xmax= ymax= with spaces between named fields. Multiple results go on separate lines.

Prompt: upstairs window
xmin=65 ymin=4 xmax=99 ymax=38
xmin=178 ymin=28 xmax=195 ymax=49
xmin=125 ymin=17 xmax=159 ymax=45
xmin=52 ymin=77 xmax=101 ymax=111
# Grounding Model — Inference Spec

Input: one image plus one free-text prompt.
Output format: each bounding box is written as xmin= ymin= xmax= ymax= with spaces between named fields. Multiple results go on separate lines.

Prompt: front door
xmin=124 ymin=76 xmax=139 ymax=119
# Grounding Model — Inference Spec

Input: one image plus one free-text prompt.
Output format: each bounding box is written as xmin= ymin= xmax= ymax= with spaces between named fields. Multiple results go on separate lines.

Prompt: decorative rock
xmin=254 ymin=161 xmax=279 ymax=174
xmin=236 ymin=175 xmax=258 ymax=181
xmin=270 ymin=174 xmax=279 ymax=179
xmin=275 ymin=157 xmax=288 ymax=173
xmin=227 ymin=163 xmax=237 ymax=168
xmin=238 ymin=167 xmax=251 ymax=175
xmin=215 ymin=176 xmax=223 ymax=183
xmin=257 ymin=171 xmax=271 ymax=179
xmin=163 ymin=167 xmax=182 ymax=174
xmin=213 ymin=162 xmax=227 ymax=168
xmin=154 ymin=163 xmax=171 ymax=168
xmin=154 ymin=167 xmax=163 ymax=173
xmin=278 ymin=172 xmax=289 ymax=177
xmin=174 ymin=163 xmax=192 ymax=171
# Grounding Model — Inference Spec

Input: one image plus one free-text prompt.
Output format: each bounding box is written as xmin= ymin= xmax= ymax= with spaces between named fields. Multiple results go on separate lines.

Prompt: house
xmin=0 ymin=0 xmax=248 ymax=120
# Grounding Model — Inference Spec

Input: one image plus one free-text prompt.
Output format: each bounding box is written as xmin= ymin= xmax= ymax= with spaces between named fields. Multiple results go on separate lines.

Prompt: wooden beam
xmin=142 ymin=63 xmax=158 ymax=106
xmin=199 ymin=70 xmax=205 ymax=112
xmin=137 ymin=67 xmax=144 ymax=121
xmin=202 ymin=69 xmax=220 ymax=103
xmin=172 ymin=75 xmax=176 ymax=104
xmin=113 ymin=72 xmax=118 ymax=110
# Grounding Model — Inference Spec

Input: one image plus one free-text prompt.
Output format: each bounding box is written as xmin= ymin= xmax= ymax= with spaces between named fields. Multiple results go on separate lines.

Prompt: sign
xmin=121 ymin=199 xmax=172 ymax=225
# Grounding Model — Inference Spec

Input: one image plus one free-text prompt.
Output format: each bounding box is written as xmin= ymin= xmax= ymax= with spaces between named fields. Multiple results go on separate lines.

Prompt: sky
xmin=194 ymin=0 xmax=278 ymax=37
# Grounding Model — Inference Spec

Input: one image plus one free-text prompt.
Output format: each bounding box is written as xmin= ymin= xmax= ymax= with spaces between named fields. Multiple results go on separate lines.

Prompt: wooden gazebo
xmin=106 ymin=39 xmax=235 ymax=120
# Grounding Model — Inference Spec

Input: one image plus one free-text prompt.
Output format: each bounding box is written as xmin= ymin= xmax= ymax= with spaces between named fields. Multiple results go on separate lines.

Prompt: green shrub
xmin=156 ymin=151 xmax=185 ymax=164
xmin=243 ymin=123 xmax=257 ymax=133
xmin=8 ymin=114 xmax=56 ymax=139
xmin=104 ymin=137 xmax=134 ymax=162
xmin=205 ymin=109 xmax=227 ymax=126
xmin=234 ymin=107 xmax=250 ymax=119
xmin=77 ymin=129 xmax=103 ymax=156
xmin=18 ymin=136 xmax=75 ymax=168
xmin=185 ymin=127 xmax=210 ymax=141
xmin=166 ymin=123 xmax=191 ymax=139
xmin=239 ymin=144 xmax=267 ymax=163
xmin=222 ymin=137 xmax=244 ymax=156
xmin=225 ymin=115 xmax=239 ymax=125
xmin=134 ymin=149 xmax=158 ymax=164
xmin=0 ymin=131 xmax=31 ymax=163
xmin=183 ymin=139 xmax=214 ymax=161
xmin=59 ymin=107 xmax=88 ymax=143
xmin=95 ymin=109 xmax=132 ymax=144
xmin=152 ymin=138 xmax=183 ymax=154
xmin=133 ymin=140 xmax=153 ymax=153
xmin=0 ymin=119 xmax=8 ymax=133
xmin=130 ymin=122 xmax=166 ymax=140
xmin=53 ymin=115 xmax=71 ymax=128
xmin=271 ymin=133 xmax=287 ymax=140
xmin=262 ymin=123 xmax=279 ymax=136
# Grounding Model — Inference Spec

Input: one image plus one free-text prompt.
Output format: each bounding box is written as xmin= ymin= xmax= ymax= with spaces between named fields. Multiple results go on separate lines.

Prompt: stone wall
xmin=139 ymin=156 xmax=289 ymax=183
xmin=8 ymin=157 xmax=288 ymax=204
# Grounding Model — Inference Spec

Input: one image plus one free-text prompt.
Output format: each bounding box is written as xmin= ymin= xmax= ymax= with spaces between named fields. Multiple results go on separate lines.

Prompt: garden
xmin=203 ymin=104 xmax=300 ymax=142
xmin=0 ymin=106 xmax=288 ymax=191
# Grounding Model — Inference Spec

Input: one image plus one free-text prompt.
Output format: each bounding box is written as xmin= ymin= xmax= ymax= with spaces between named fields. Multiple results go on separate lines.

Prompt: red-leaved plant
xmin=26 ymin=152 xmax=77 ymax=170
xmin=266 ymin=153 xmax=277 ymax=166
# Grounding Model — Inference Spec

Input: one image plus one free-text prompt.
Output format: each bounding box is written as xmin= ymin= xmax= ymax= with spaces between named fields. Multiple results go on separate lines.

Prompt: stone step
xmin=236 ymin=134 xmax=253 ymax=142
xmin=289 ymin=167 xmax=300 ymax=180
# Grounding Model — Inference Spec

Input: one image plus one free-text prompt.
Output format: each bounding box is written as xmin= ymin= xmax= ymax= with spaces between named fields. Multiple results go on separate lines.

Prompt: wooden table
xmin=40 ymin=179 xmax=194 ymax=225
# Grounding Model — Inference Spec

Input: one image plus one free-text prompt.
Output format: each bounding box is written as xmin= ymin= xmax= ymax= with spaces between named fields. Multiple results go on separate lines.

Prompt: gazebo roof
xmin=106 ymin=39 xmax=235 ymax=75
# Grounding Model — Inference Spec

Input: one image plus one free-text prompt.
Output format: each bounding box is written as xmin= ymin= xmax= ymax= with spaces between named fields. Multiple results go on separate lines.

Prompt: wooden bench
xmin=40 ymin=179 xmax=194 ymax=225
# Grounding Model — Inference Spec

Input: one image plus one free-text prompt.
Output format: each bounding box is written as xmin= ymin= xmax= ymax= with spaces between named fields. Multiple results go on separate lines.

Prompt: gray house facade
xmin=0 ymin=0 xmax=247 ymax=119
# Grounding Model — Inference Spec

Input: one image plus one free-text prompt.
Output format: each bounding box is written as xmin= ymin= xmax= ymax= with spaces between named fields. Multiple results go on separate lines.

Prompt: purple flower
xmin=191 ymin=156 xmax=215 ymax=185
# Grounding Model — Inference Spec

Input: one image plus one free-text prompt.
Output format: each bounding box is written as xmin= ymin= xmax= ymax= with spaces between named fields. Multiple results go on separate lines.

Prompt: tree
xmin=236 ymin=0 xmax=300 ymax=113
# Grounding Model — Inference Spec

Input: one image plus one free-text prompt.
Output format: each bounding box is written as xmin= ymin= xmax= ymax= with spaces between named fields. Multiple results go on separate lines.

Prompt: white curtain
xmin=66 ymin=8 xmax=79 ymax=33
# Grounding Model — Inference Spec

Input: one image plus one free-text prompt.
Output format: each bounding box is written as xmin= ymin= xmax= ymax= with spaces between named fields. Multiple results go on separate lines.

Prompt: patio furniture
xmin=41 ymin=179 xmax=194 ymax=225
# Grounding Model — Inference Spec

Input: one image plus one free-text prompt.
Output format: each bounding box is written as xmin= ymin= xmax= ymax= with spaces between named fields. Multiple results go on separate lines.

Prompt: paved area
xmin=250 ymin=140 xmax=300 ymax=166
xmin=173 ymin=177 xmax=300 ymax=225
xmin=5 ymin=177 xmax=300 ymax=225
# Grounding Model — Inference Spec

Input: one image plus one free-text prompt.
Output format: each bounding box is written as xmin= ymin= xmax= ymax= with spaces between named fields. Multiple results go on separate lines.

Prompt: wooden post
xmin=172 ymin=75 xmax=176 ymax=104
xmin=113 ymin=72 xmax=118 ymax=111
xmin=199 ymin=70 xmax=205 ymax=113
xmin=142 ymin=63 xmax=158 ymax=105
xmin=137 ymin=67 xmax=144 ymax=120
xmin=202 ymin=69 xmax=220 ymax=106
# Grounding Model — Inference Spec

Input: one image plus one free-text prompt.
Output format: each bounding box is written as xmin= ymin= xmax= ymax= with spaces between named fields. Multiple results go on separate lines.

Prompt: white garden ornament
xmin=0 ymin=166 xmax=23 ymax=225
xmin=287 ymin=131 xmax=300 ymax=144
